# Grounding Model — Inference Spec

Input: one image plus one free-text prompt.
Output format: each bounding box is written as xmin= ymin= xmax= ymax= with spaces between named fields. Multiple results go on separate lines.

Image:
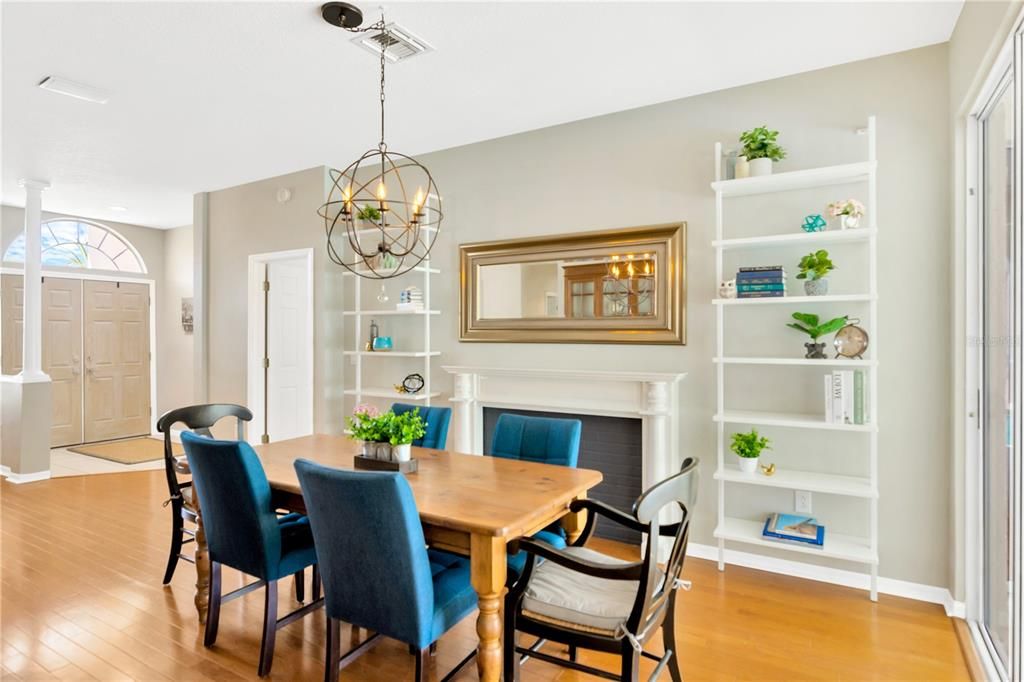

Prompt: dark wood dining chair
xmin=156 ymin=403 xmax=253 ymax=586
xmin=503 ymin=457 xmax=699 ymax=682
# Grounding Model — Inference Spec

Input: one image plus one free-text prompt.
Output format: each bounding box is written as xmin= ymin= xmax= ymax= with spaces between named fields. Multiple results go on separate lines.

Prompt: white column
xmin=19 ymin=179 xmax=50 ymax=382
xmin=642 ymin=380 xmax=672 ymax=561
xmin=450 ymin=372 xmax=476 ymax=453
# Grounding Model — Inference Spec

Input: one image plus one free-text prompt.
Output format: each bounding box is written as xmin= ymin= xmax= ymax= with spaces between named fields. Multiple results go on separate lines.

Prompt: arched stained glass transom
xmin=3 ymin=219 xmax=146 ymax=273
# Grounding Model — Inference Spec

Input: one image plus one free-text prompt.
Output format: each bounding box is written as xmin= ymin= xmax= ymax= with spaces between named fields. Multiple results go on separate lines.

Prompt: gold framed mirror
xmin=459 ymin=223 xmax=686 ymax=344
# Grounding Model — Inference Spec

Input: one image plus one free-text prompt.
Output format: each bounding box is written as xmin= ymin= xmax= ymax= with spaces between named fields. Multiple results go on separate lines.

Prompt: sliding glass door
xmin=980 ymin=70 xmax=1015 ymax=675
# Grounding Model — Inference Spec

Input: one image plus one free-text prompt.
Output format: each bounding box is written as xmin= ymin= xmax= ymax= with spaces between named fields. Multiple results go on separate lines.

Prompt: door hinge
xmin=262 ymin=280 xmax=270 ymax=292
xmin=263 ymin=357 xmax=270 ymax=369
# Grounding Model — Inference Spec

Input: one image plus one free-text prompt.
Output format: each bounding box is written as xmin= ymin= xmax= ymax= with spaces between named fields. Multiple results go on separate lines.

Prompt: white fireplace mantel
xmin=441 ymin=365 xmax=686 ymax=494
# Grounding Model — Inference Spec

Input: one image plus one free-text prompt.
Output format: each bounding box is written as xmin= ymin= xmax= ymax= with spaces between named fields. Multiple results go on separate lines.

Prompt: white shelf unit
xmin=712 ymin=117 xmax=879 ymax=600
xmin=344 ymin=249 xmax=440 ymax=408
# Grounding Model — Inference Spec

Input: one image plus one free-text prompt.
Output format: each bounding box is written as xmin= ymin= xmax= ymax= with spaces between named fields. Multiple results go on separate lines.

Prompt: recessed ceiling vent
xmin=351 ymin=23 xmax=432 ymax=63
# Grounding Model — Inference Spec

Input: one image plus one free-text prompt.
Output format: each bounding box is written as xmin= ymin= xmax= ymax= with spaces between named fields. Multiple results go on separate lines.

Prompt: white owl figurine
xmin=719 ymin=279 xmax=737 ymax=299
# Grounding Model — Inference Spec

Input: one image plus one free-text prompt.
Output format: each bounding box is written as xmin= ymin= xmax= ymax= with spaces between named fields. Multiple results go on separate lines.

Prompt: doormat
xmin=68 ymin=437 xmax=179 ymax=465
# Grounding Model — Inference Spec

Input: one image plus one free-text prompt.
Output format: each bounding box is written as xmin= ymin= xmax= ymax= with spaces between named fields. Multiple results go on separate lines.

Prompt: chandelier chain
xmin=378 ymin=12 xmax=386 ymax=150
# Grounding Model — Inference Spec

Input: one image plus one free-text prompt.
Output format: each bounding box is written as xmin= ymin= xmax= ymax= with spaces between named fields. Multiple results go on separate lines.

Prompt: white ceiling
xmin=2 ymin=1 xmax=963 ymax=229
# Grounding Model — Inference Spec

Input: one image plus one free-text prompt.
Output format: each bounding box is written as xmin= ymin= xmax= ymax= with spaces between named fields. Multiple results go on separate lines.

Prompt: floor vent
xmin=351 ymin=23 xmax=432 ymax=63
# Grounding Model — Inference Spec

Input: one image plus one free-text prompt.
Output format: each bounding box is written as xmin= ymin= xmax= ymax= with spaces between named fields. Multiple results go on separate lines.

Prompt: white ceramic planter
xmin=841 ymin=214 xmax=861 ymax=230
xmin=734 ymin=156 xmax=750 ymax=179
xmin=393 ymin=443 xmax=412 ymax=462
xmin=737 ymin=455 xmax=759 ymax=475
xmin=749 ymin=158 xmax=773 ymax=176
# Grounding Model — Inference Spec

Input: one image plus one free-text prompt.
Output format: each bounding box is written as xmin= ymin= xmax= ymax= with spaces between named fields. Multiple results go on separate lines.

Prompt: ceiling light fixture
xmin=317 ymin=2 xmax=442 ymax=280
xmin=38 ymin=76 xmax=110 ymax=104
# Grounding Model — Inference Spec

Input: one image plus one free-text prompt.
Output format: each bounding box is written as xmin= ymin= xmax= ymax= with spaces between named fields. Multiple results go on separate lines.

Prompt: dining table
xmin=183 ymin=434 xmax=603 ymax=682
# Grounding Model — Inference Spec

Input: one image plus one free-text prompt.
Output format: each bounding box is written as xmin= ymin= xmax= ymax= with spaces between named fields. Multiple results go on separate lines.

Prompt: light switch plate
xmin=794 ymin=490 xmax=812 ymax=514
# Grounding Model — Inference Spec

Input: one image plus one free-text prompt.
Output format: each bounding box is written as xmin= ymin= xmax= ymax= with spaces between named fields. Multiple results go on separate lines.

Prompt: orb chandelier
xmin=317 ymin=2 xmax=442 ymax=280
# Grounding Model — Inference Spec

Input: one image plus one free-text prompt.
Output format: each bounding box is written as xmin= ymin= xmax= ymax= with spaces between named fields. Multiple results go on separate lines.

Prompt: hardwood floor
xmin=1 ymin=471 xmax=969 ymax=681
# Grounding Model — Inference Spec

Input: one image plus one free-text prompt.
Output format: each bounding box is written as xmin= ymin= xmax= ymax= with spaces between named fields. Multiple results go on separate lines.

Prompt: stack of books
xmin=397 ymin=286 xmax=424 ymax=312
xmin=762 ymin=513 xmax=825 ymax=548
xmin=736 ymin=266 xmax=786 ymax=298
xmin=824 ymin=369 xmax=869 ymax=425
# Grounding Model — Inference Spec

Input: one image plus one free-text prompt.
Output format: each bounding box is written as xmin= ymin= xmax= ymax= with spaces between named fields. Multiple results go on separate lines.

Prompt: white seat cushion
xmin=521 ymin=546 xmax=643 ymax=635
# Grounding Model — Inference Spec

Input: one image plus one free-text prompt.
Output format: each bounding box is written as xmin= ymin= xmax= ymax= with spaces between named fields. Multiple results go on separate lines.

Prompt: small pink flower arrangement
xmin=352 ymin=403 xmax=380 ymax=418
xmin=827 ymin=199 xmax=865 ymax=218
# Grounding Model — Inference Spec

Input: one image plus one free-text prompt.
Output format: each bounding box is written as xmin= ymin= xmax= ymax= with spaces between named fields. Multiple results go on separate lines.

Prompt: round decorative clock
xmin=833 ymin=318 xmax=870 ymax=359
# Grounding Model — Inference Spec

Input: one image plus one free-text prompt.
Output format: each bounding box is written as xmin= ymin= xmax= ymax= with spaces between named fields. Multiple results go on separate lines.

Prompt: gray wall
xmin=413 ymin=45 xmax=951 ymax=588
xmin=205 ymin=166 xmax=345 ymax=437
xmin=159 ymin=225 xmax=194 ymax=417
xmin=201 ymin=45 xmax=953 ymax=588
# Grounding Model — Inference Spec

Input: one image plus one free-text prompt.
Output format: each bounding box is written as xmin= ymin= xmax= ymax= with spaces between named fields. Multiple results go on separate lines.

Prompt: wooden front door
xmin=44 ymin=278 xmax=84 ymax=447
xmin=1 ymin=275 xmax=84 ymax=447
xmin=84 ymin=280 xmax=151 ymax=442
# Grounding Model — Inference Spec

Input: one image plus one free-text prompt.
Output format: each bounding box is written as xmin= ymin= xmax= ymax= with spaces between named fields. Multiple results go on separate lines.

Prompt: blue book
xmin=735 ymin=276 xmax=785 ymax=284
xmin=737 ymin=290 xmax=786 ymax=298
xmin=762 ymin=513 xmax=825 ymax=546
xmin=736 ymin=283 xmax=786 ymax=292
xmin=737 ymin=270 xmax=785 ymax=280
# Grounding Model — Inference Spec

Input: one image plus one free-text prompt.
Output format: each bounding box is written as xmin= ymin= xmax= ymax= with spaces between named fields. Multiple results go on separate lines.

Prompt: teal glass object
xmin=802 ymin=214 xmax=826 ymax=232
xmin=372 ymin=336 xmax=393 ymax=351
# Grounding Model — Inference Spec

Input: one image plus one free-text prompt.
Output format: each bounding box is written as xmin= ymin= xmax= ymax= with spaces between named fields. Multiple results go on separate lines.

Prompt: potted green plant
xmin=356 ymin=204 xmax=382 ymax=228
xmin=796 ymin=249 xmax=835 ymax=296
xmin=730 ymin=429 xmax=771 ymax=475
xmin=388 ymin=408 xmax=427 ymax=462
xmin=786 ymin=312 xmax=849 ymax=359
xmin=739 ymin=126 xmax=786 ymax=177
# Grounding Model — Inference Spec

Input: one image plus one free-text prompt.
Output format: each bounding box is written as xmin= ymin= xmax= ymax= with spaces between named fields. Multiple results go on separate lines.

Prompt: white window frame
xmin=965 ymin=10 xmax=1024 ymax=682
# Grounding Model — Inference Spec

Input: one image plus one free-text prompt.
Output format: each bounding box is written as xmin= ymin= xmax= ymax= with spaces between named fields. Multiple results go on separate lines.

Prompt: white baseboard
xmin=3 ymin=469 xmax=52 ymax=484
xmin=0 ymin=465 xmax=10 ymax=477
xmin=689 ymin=542 xmax=963 ymax=616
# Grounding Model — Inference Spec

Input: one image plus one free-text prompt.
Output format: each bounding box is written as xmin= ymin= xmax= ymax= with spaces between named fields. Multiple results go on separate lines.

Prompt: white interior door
xmin=250 ymin=252 xmax=313 ymax=444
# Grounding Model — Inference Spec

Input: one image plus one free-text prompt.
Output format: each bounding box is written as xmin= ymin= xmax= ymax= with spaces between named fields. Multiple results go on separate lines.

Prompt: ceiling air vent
xmin=351 ymin=23 xmax=432 ymax=63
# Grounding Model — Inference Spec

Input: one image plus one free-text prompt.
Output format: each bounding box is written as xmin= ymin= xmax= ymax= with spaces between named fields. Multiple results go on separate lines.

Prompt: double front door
xmin=1 ymin=275 xmax=151 ymax=447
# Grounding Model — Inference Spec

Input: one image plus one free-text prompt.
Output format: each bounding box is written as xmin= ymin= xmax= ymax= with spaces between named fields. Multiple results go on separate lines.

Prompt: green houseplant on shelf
xmin=786 ymin=312 xmax=849 ymax=359
xmin=796 ymin=249 xmax=835 ymax=296
xmin=346 ymin=404 xmax=426 ymax=462
xmin=730 ymin=429 xmax=771 ymax=475
xmin=737 ymin=126 xmax=786 ymax=177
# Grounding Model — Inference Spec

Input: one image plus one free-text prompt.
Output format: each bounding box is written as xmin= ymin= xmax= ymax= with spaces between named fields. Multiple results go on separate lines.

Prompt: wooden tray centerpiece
xmin=346 ymin=405 xmax=426 ymax=475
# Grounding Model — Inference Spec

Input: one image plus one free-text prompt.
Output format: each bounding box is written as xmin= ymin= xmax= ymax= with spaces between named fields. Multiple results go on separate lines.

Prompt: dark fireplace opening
xmin=482 ymin=407 xmax=643 ymax=545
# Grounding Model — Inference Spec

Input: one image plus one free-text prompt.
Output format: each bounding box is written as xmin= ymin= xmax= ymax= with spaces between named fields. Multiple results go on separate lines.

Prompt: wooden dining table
xmin=185 ymin=434 xmax=603 ymax=682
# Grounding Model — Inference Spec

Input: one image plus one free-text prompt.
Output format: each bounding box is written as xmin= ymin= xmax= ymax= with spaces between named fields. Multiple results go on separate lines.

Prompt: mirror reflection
xmin=477 ymin=251 xmax=658 ymax=320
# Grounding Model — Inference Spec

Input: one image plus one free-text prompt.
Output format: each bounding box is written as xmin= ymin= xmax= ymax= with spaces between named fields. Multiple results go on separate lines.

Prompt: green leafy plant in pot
xmin=796 ymin=249 xmax=835 ymax=296
xmin=739 ymin=126 xmax=786 ymax=177
xmin=730 ymin=429 xmax=771 ymax=475
xmin=346 ymin=404 xmax=427 ymax=463
xmin=786 ymin=312 xmax=848 ymax=359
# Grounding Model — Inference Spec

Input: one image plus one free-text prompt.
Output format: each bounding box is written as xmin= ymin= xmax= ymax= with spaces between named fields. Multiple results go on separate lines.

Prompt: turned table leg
xmin=471 ymin=534 xmax=506 ymax=682
xmin=561 ymin=493 xmax=588 ymax=545
xmin=193 ymin=508 xmax=210 ymax=624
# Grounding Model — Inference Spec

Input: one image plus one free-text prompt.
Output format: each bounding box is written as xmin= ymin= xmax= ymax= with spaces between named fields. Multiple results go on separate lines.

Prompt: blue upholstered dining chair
xmin=392 ymin=403 xmax=452 ymax=450
xmin=489 ymin=413 xmax=583 ymax=577
xmin=180 ymin=432 xmax=322 ymax=677
xmin=294 ymin=459 xmax=478 ymax=682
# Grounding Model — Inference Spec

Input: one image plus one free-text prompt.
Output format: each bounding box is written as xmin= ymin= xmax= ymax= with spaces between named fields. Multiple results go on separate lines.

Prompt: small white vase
xmin=734 ymin=156 xmax=750 ymax=179
xmin=393 ymin=443 xmax=412 ymax=462
xmin=749 ymin=158 xmax=773 ymax=176
xmin=372 ymin=442 xmax=393 ymax=461
xmin=737 ymin=455 xmax=759 ymax=475
xmin=841 ymin=214 xmax=861 ymax=230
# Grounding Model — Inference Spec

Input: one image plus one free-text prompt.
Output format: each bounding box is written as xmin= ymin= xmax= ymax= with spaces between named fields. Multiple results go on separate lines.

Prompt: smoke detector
xmin=351 ymin=23 xmax=432 ymax=63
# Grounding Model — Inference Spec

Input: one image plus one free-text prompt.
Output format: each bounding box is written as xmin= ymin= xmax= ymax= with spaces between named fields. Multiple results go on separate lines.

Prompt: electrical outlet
xmin=794 ymin=490 xmax=812 ymax=514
